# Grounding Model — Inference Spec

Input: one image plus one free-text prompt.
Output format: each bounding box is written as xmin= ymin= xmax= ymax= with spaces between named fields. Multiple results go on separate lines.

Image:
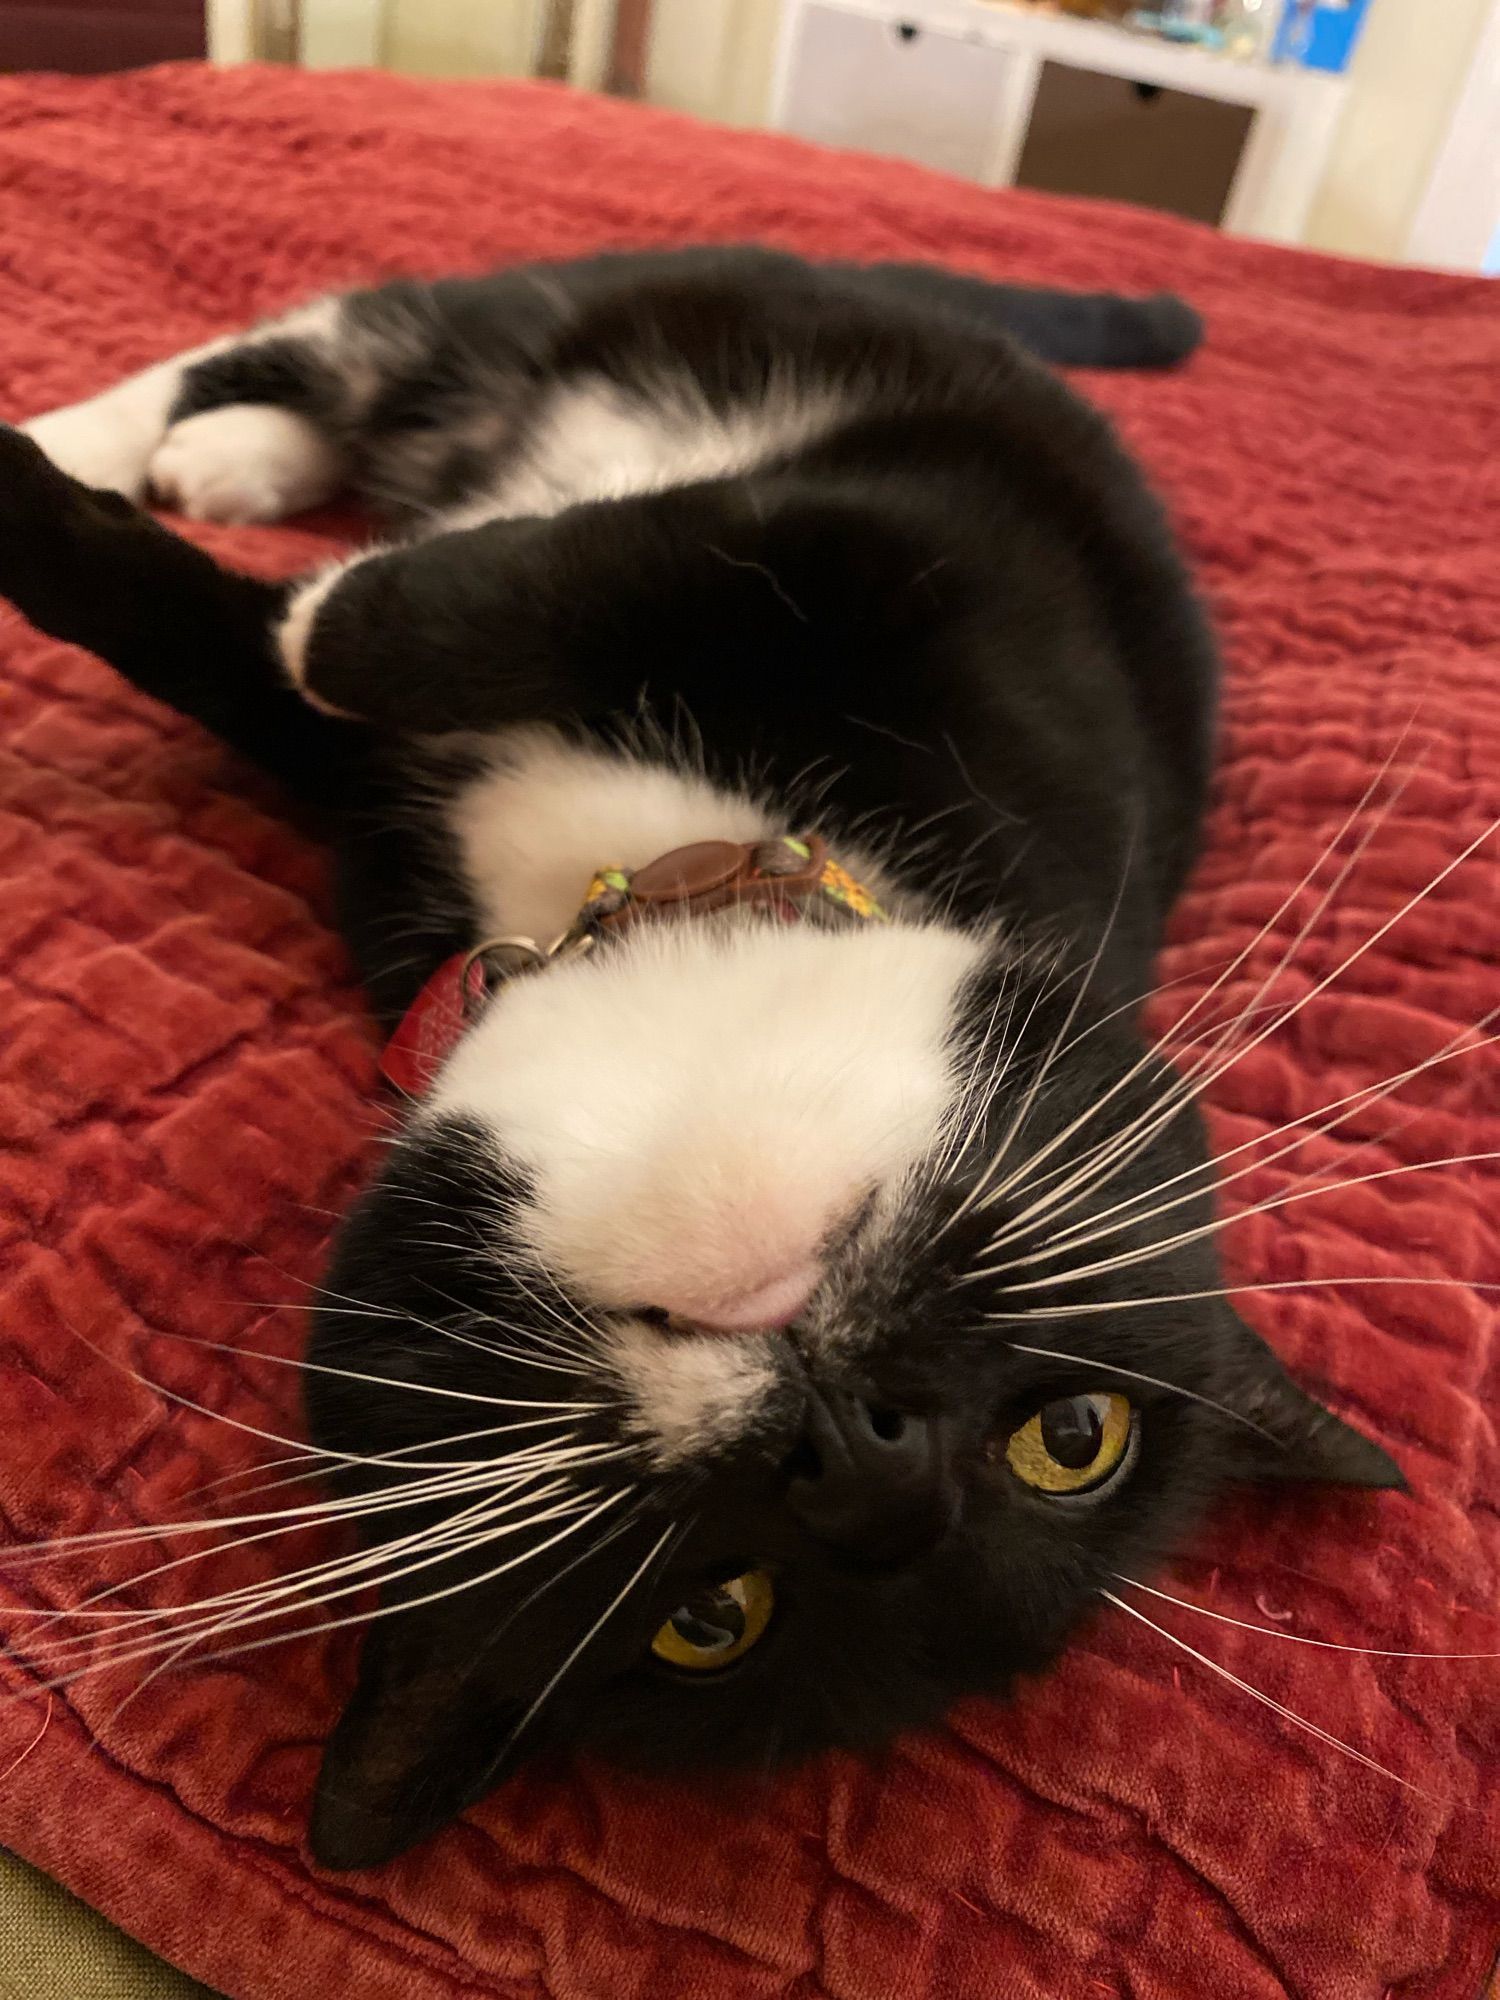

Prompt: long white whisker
xmin=13 ymin=1476 xmax=617 ymax=1680
xmin=96 ymin=1481 xmax=613 ymax=1719
xmin=0 ymin=1432 xmax=620 ymax=1568
xmin=975 ymin=1006 xmax=1331 ymax=1254
xmin=307 ymin=1270 xmax=598 ymax=1369
xmin=419 ymin=1318 xmax=588 ymax=1376
xmin=270 ymin=1247 xmax=600 ymax=1362
xmin=4 ymin=1458 xmax=618 ymax=1643
xmin=927 ymin=960 xmax=1023 ymax=1185
xmin=404 ymin=1278 xmax=599 ymax=1376
xmin=170 ymin=1406 xmax=599 ymax=1509
xmin=233 ymin=1299 xmax=409 ymax=1322
xmin=248 ymin=1295 xmax=589 ymax=1379
xmin=461 ymin=1492 xmax=655 ymax=1656
xmin=977 ymin=1009 xmax=1288 ymax=1258
xmin=987 ymin=1017 xmax=1500 ymax=1279
xmin=1002 ymin=1340 xmax=1274 ymax=1437
xmin=977 ymin=996 xmax=1344 ymax=1254
xmin=474 ymin=1261 xmax=603 ymax=1360
xmin=974 ymin=1150 xmax=1500 ymax=1294
xmin=29 ymin=1486 xmax=632 ymax=1697
xmin=979 ymin=809 xmax=1497 ymax=1262
xmin=1048 ymin=1005 xmax=1497 ymax=1251
xmin=985 ymin=1272 xmax=1500 ymax=1322
xmin=1112 ymin=1577 xmax=1500 ymax=1658
xmin=1099 ymin=1591 xmax=1435 ymax=1797
xmin=942 ymin=829 xmax=1139 ymax=1235
xmin=7 ymin=1479 xmax=556 ymax=1670
xmin=973 ymin=745 xmax=1423 ymax=1236
xmin=147 ymin=1326 xmax=597 ymax=1415
xmin=173 ymin=1451 xmax=329 ymax=1505
xmin=501 ymin=1519 xmax=679 ymax=1754
xmin=48 ymin=1312 xmax=473 ymax=1477
xmin=939 ymin=970 xmax=1060 ymax=1211
xmin=1 ymin=1475 xmax=495 ymax=1612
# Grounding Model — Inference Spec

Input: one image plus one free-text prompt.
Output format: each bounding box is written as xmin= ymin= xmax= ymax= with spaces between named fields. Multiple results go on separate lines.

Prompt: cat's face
xmin=304 ymin=925 xmax=1400 ymax=1869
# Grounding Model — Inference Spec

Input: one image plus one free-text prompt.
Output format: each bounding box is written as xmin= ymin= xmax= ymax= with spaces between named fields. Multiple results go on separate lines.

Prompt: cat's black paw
xmin=0 ymin=421 xmax=74 ymax=521
xmin=0 ymin=421 xmax=193 ymax=652
xmin=0 ymin=421 xmax=142 ymax=545
xmin=0 ymin=424 xmax=93 ymax=628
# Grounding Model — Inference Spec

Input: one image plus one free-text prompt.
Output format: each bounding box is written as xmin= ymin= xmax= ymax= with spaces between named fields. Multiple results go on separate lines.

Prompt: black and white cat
xmin=1 ymin=246 xmax=1401 ymax=1870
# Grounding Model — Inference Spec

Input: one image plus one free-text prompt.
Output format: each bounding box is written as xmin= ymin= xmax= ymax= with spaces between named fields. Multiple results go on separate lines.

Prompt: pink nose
xmin=663 ymin=1263 xmax=820 ymax=1337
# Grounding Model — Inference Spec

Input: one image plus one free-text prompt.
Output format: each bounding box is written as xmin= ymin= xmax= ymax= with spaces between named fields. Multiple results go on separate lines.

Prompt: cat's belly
xmin=444 ymin=725 xmax=773 ymax=945
xmin=434 ymin=371 xmax=844 ymax=532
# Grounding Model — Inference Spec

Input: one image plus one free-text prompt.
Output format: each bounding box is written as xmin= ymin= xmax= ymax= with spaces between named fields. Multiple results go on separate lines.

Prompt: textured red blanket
xmin=0 ymin=61 xmax=1496 ymax=2000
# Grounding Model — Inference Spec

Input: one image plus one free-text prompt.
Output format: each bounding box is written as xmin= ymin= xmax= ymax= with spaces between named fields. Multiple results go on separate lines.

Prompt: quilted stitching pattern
xmin=0 ymin=64 xmax=1496 ymax=2000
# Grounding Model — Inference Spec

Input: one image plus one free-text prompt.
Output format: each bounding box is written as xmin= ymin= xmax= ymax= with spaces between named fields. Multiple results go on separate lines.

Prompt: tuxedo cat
xmin=1 ymin=247 xmax=1399 ymax=1870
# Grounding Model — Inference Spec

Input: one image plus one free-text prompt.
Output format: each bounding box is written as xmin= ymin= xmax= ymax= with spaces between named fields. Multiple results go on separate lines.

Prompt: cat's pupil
xmin=670 ymin=1588 xmax=746 ymax=1653
xmin=1040 ymin=1396 xmax=1106 ymax=1470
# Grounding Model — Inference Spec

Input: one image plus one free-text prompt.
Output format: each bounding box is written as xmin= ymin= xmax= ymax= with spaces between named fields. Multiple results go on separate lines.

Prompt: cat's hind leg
xmin=22 ymin=341 xmax=227 ymax=502
xmin=21 ymin=300 xmax=348 ymax=523
xmin=147 ymin=402 xmax=343 ymax=525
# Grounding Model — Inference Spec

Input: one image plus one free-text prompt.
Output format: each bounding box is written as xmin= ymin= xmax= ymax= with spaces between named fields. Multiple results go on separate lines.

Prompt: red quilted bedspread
xmin=0 ymin=62 xmax=1496 ymax=2000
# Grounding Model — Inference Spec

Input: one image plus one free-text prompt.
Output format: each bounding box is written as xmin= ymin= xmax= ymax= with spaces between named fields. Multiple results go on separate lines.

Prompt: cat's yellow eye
xmin=1001 ymin=1392 xmax=1136 ymax=1497
xmin=651 ymin=1568 xmax=774 ymax=1672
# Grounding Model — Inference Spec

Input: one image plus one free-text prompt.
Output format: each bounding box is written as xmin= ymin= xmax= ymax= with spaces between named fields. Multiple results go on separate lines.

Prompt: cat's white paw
xmin=148 ymin=405 xmax=342 ymax=525
xmin=275 ymin=558 xmax=365 ymax=716
xmin=21 ymin=399 xmax=159 ymax=500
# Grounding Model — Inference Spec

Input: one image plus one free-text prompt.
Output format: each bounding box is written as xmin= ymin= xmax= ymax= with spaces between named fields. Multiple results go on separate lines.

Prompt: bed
xmin=0 ymin=59 xmax=1496 ymax=2000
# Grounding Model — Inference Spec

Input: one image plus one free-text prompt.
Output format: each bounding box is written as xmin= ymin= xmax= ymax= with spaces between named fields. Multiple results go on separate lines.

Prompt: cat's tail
xmin=841 ymin=262 xmax=1204 ymax=369
xmin=968 ymin=283 xmax=1203 ymax=369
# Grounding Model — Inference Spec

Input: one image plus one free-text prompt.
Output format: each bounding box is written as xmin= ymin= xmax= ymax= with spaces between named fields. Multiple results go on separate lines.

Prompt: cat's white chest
xmin=445 ymin=727 xmax=772 ymax=945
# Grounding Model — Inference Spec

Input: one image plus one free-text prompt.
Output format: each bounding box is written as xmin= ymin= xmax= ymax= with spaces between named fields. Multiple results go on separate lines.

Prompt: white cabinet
xmin=779 ymin=6 xmax=1022 ymax=181
xmin=770 ymin=0 xmax=1349 ymax=246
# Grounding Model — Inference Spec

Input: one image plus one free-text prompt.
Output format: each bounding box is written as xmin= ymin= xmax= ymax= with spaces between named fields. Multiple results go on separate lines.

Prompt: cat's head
xmin=304 ymin=917 xmax=1401 ymax=1869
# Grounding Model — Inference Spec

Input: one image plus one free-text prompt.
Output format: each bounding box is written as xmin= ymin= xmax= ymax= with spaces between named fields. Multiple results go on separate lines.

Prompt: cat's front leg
xmin=272 ymin=513 xmax=617 ymax=731
xmin=0 ymin=424 xmax=355 ymax=792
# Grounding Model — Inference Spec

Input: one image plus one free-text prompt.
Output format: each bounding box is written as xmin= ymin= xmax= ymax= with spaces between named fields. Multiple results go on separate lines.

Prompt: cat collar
xmin=381 ymin=834 xmax=887 ymax=1095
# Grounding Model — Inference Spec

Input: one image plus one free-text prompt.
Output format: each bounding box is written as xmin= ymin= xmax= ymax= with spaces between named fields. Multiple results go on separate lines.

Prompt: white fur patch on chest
xmin=433 ymin=730 xmax=981 ymax=1469
xmin=439 ymin=371 xmax=845 ymax=530
xmin=426 ymin=918 xmax=984 ymax=1330
xmin=445 ymin=726 xmax=772 ymax=945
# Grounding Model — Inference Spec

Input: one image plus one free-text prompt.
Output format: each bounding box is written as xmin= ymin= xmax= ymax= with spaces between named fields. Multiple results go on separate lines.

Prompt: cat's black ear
xmin=310 ymin=1602 xmax=537 ymax=1870
xmin=1216 ymin=1311 xmax=1406 ymax=1492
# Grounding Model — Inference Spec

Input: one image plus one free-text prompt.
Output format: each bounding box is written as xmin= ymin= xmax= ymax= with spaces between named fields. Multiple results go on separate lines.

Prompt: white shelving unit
xmin=769 ymin=0 xmax=1348 ymax=245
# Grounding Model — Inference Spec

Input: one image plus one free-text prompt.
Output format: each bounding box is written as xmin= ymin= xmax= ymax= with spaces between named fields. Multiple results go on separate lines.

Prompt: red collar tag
xmin=380 ymin=953 xmax=488 ymax=1096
